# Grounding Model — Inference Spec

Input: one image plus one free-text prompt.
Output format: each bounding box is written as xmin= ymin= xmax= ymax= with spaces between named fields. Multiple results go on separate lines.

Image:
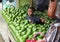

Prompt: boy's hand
xmin=29 ymin=19 xmax=31 ymax=22
xmin=40 ymin=18 xmax=45 ymax=23
xmin=29 ymin=19 xmax=33 ymax=23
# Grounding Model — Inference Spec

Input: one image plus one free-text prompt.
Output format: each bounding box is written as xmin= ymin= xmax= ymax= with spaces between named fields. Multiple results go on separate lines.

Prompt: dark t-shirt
xmin=27 ymin=15 xmax=42 ymax=24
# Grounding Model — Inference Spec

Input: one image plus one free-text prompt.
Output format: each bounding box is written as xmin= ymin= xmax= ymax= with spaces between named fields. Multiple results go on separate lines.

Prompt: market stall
xmin=1 ymin=0 xmax=60 ymax=42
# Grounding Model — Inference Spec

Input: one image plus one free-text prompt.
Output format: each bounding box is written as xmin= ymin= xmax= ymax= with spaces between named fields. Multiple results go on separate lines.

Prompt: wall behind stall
xmin=19 ymin=0 xmax=30 ymax=6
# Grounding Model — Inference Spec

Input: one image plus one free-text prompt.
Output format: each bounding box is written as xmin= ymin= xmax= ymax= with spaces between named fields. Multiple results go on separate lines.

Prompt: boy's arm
xmin=40 ymin=18 xmax=45 ymax=23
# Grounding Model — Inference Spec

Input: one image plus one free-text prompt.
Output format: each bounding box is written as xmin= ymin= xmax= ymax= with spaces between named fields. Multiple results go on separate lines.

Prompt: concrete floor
xmin=0 ymin=3 xmax=15 ymax=42
xmin=0 ymin=34 xmax=4 ymax=42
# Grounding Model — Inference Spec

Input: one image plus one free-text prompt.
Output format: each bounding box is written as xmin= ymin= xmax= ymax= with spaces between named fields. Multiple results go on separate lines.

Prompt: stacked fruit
xmin=2 ymin=5 xmax=54 ymax=42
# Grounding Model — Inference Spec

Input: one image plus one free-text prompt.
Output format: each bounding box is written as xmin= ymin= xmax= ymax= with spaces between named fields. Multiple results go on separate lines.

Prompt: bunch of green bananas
xmin=2 ymin=5 xmax=54 ymax=42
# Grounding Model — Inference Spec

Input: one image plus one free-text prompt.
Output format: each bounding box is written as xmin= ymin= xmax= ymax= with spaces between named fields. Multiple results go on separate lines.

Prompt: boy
xmin=27 ymin=7 xmax=45 ymax=24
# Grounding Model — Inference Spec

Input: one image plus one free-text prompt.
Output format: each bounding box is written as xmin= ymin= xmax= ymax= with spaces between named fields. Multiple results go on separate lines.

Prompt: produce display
xmin=2 ymin=5 xmax=54 ymax=42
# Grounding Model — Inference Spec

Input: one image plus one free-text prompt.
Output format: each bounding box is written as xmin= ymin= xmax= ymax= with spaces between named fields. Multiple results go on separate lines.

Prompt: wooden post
xmin=30 ymin=0 xmax=33 ymax=7
xmin=15 ymin=0 xmax=20 ymax=8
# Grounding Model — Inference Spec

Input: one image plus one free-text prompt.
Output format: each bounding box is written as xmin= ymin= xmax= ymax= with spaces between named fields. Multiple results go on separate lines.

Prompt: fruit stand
xmin=1 ymin=0 xmax=55 ymax=42
xmin=1 ymin=6 xmax=55 ymax=42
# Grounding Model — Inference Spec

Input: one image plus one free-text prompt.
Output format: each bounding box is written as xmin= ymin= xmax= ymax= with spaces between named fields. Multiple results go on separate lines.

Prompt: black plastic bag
xmin=35 ymin=0 xmax=49 ymax=12
xmin=0 ymin=0 xmax=2 ymax=2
